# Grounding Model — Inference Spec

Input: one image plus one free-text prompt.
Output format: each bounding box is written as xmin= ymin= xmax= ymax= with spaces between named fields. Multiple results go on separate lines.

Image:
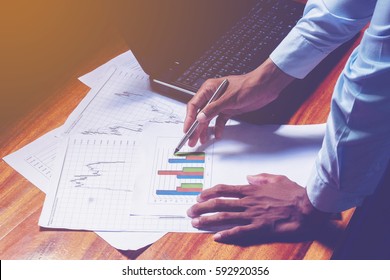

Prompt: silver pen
xmin=174 ymin=79 xmax=229 ymax=154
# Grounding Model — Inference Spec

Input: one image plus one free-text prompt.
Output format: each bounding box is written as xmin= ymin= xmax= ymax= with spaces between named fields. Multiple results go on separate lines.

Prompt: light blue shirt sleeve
xmin=306 ymin=0 xmax=390 ymax=212
xmin=270 ymin=0 xmax=374 ymax=79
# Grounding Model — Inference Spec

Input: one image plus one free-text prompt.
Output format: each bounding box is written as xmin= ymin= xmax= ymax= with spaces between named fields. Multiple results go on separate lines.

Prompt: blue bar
xmin=156 ymin=190 xmax=201 ymax=196
xmin=168 ymin=159 xmax=205 ymax=164
xmin=177 ymin=175 xmax=204 ymax=179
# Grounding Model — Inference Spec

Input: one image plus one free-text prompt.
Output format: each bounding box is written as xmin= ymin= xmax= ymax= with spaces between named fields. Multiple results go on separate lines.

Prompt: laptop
xmin=115 ymin=0 xmax=305 ymax=96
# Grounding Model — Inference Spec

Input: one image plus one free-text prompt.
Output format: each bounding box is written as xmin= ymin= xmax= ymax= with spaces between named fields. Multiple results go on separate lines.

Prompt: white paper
xmin=78 ymin=50 xmax=145 ymax=88
xmin=131 ymin=123 xmax=325 ymax=220
xmin=132 ymin=131 xmax=213 ymax=216
xmin=3 ymin=128 xmax=62 ymax=193
xmin=3 ymin=130 xmax=166 ymax=249
xmin=23 ymin=66 xmax=192 ymax=233
xmin=63 ymin=68 xmax=185 ymax=137
xmin=4 ymin=58 xmax=181 ymax=247
xmin=37 ymin=133 xmax=200 ymax=233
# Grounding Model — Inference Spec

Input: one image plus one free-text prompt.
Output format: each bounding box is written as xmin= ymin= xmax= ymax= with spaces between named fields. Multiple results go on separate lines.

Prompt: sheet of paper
xmin=131 ymin=133 xmax=213 ymax=216
xmin=3 ymin=128 xmax=62 ymax=193
xmin=39 ymin=135 xmax=138 ymax=231
xmin=78 ymin=50 xmax=145 ymax=88
xmin=3 ymin=131 xmax=166 ymax=249
xmin=37 ymin=134 xmax=200 ymax=232
xmin=5 ymin=66 xmax=198 ymax=234
xmin=3 ymin=64 xmax=189 ymax=248
xmin=62 ymin=67 xmax=185 ymax=137
xmin=131 ymin=123 xmax=325 ymax=219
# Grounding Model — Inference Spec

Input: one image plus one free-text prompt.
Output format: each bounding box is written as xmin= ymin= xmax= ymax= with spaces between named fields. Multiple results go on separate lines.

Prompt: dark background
xmin=0 ymin=0 xmax=115 ymax=132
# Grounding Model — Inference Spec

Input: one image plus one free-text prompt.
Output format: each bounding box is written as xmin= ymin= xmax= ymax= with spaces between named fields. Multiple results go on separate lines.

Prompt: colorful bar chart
xmin=155 ymin=152 xmax=206 ymax=197
xmin=158 ymin=167 xmax=204 ymax=179
xmin=156 ymin=183 xmax=203 ymax=196
xmin=168 ymin=152 xmax=205 ymax=164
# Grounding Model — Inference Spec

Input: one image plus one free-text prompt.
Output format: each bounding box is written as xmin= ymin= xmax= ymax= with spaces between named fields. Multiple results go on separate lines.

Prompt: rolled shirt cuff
xmin=359 ymin=29 xmax=390 ymax=63
xmin=306 ymin=166 xmax=365 ymax=213
xmin=270 ymin=28 xmax=329 ymax=79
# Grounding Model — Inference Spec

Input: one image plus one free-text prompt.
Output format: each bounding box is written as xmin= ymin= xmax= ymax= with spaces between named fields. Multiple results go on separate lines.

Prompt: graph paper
xmin=3 ymin=60 xmax=200 ymax=243
xmin=38 ymin=135 xmax=199 ymax=232
xmin=62 ymin=68 xmax=185 ymax=137
xmin=130 ymin=124 xmax=215 ymax=217
xmin=10 ymin=67 xmax=186 ymax=191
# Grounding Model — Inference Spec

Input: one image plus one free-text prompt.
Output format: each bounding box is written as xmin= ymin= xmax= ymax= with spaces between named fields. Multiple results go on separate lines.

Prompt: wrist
xmin=301 ymin=187 xmax=332 ymax=225
xmin=251 ymin=58 xmax=295 ymax=99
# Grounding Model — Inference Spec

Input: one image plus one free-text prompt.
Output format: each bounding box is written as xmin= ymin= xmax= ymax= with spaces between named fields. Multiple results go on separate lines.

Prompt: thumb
xmin=197 ymin=98 xmax=226 ymax=123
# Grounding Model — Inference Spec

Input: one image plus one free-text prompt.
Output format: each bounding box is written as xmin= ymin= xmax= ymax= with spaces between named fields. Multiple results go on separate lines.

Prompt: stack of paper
xmin=4 ymin=51 xmax=178 ymax=249
xmin=3 ymin=50 xmax=326 ymax=250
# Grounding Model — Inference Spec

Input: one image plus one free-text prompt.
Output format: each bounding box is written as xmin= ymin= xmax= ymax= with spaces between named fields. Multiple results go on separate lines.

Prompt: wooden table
xmin=0 ymin=28 xmax=363 ymax=260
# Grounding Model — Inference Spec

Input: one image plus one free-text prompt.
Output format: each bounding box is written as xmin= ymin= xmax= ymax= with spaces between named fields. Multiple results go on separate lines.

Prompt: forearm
xmin=250 ymin=58 xmax=295 ymax=99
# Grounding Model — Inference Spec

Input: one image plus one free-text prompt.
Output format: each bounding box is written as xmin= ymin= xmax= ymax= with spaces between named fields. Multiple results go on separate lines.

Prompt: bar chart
xmin=147 ymin=138 xmax=213 ymax=205
xmin=156 ymin=153 xmax=205 ymax=196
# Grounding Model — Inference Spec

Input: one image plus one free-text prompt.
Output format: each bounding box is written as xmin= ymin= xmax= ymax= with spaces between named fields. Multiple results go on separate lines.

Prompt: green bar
xmin=174 ymin=152 xmax=205 ymax=157
xmin=180 ymin=183 xmax=203 ymax=189
xmin=183 ymin=167 xmax=204 ymax=172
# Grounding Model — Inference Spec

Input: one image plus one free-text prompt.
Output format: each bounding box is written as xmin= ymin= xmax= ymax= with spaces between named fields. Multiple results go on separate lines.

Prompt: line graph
xmin=38 ymin=135 xmax=200 ymax=232
xmin=70 ymin=161 xmax=131 ymax=192
xmin=64 ymin=69 xmax=186 ymax=137
xmin=20 ymin=68 xmax=186 ymax=189
xmin=39 ymin=136 xmax=141 ymax=230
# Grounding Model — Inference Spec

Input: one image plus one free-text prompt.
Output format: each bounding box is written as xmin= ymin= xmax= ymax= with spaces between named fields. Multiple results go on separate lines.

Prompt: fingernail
xmin=246 ymin=175 xmax=256 ymax=184
xmin=192 ymin=218 xmax=199 ymax=228
xmin=213 ymin=233 xmax=222 ymax=241
xmin=196 ymin=112 xmax=207 ymax=123
xmin=197 ymin=194 xmax=204 ymax=202
xmin=186 ymin=208 xmax=193 ymax=217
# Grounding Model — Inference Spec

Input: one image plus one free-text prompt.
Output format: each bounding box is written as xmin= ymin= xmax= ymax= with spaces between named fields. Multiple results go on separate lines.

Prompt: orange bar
xmin=185 ymin=156 xmax=205 ymax=160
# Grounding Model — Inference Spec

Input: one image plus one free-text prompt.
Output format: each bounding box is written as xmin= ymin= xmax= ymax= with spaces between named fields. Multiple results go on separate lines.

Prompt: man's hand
xmin=187 ymin=173 xmax=328 ymax=243
xmin=184 ymin=58 xmax=294 ymax=147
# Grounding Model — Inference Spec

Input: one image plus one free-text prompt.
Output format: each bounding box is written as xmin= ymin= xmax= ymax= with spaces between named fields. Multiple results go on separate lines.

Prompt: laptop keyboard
xmin=175 ymin=0 xmax=304 ymax=92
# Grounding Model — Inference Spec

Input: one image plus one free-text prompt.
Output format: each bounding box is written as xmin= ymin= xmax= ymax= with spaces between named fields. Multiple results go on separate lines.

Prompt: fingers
xmin=184 ymin=102 xmax=201 ymax=133
xmin=246 ymin=173 xmax=285 ymax=186
xmin=187 ymin=197 xmax=245 ymax=218
xmin=184 ymin=78 xmax=230 ymax=146
xmin=197 ymin=184 xmax=249 ymax=203
xmin=184 ymin=78 xmax=224 ymax=132
xmin=188 ymin=119 xmax=210 ymax=147
xmin=191 ymin=212 xmax=249 ymax=229
xmin=213 ymin=224 xmax=256 ymax=242
xmin=214 ymin=114 xmax=230 ymax=139
xmin=200 ymin=97 xmax=227 ymax=121
xmin=189 ymin=112 xmax=229 ymax=146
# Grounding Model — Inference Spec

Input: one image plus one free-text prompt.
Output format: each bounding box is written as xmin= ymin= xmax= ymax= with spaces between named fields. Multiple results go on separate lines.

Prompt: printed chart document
xmin=32 ymin=67 xmax=196 ymax=232
xmin=62 ymin=68 xmax=185 ymax=137
xmin=3 ymin=49 xmax=327 ymax=244
xmin=131 ymin=132 xmax=213 ymax=216
xmin=37 ymin=134 xmax=197 ymax=232
xmin=131 ymin=123 xmax=326 ymax=220
xmin=39 ymin=135 xmax=137 ymax=231
xmin=4 ymin=54 xmax=184 ymax=249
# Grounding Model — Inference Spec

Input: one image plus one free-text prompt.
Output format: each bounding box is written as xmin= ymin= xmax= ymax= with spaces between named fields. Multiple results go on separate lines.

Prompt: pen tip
xmin=174 ymin=148 xmax=179 ymax=155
